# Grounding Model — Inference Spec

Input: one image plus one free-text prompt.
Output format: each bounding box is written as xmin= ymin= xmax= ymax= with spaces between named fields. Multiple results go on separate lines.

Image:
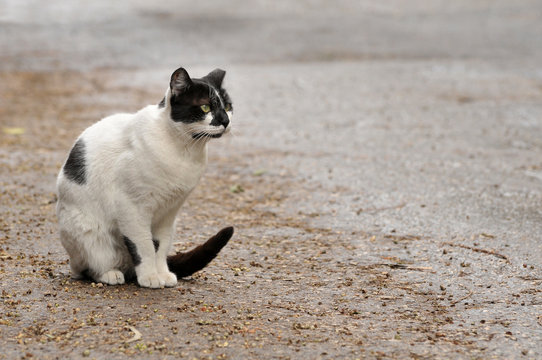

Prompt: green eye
xmin=224 ymin=104 xmax=232 ymax=112
xmin=200 ymin=104 xmax=211 ymax=113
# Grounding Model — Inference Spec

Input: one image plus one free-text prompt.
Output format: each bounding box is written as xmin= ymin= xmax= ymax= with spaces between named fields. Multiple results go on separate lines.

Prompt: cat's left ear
xmin=203 ymin=68 xmax=226 ymax=89
xmin=170 ymin=67 xmax=193 ymax=95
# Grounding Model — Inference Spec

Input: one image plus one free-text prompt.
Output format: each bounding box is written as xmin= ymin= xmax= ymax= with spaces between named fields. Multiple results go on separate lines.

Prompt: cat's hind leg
xmin=97 ymin=270 xmax=125 ymax=285
xmin=59 ymin=229 xmax=88 ymax=280
xmin=59 ymin=210 xmax=127 ymax=285
xmin=83 ymin=230 xmax=126 ymax=285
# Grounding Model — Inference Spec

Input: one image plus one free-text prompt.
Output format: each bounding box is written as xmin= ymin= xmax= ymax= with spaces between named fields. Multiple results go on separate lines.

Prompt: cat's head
xmin=160 ymin=67 xmax=233 ymax=141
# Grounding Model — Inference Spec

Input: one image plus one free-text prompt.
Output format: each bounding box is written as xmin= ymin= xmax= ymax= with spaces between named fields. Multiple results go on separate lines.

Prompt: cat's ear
xmin=170 ymin=67 xmax=193 ymax=95
xmin=203 ymin=68 xmax=226 ymax=89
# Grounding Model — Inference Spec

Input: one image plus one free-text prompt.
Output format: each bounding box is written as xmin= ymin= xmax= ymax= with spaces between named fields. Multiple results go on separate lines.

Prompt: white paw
xmin=98 ymin=270 xmax=125 ymax=285
xmin=157 ymin=272 xmax=177 ymax=287
xmin=137 ymin=273 xmax=165 ymax=288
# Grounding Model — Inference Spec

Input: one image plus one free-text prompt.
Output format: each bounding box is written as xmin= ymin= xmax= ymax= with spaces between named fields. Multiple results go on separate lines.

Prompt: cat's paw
xmin=137 ymin=273 xmax=165 ymax=288
xmin=157 ymin=271 xmax=177 ymax=287
xmin=98 ymin=270 xmax=125 ymax=285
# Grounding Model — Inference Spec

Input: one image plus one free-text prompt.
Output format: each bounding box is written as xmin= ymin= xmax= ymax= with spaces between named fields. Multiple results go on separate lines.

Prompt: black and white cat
xmin=56 ymin=67 xmax=234 ymax=288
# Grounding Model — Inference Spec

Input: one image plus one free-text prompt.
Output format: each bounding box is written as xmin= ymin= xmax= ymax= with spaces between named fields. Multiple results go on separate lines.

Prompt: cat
xmin=56 ymin=67 xmax=234 ymax=288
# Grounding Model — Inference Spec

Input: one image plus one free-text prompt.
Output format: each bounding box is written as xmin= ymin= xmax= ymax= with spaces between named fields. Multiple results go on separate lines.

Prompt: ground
xmin=1 ymin=1 xmax=542 ymax=359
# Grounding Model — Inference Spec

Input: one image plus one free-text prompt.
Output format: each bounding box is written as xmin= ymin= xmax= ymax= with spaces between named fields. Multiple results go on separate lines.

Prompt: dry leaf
xmin=2 ymin=127 xmax=25 ymax=135
xmin=125 ymin=326 xmax=142 ymax=343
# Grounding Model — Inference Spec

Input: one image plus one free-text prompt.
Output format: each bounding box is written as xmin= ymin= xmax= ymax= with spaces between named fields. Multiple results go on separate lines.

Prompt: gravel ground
xmin=1 ymin=1 xmax=542 ymax=359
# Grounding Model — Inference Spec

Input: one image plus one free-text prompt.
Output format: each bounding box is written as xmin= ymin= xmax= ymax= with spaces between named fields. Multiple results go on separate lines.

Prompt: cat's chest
xmin=147 ymin=155 xmax=206 ymax=198
xmin=115 ymin=145 xmax=207 ymax=212
xmin=165 ymin=158 xmax=206 ymax=192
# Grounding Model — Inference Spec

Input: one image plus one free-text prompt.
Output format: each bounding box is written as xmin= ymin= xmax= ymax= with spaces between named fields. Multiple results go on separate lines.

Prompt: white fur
xmin=56 ymin=87 xmax=231 ymax=288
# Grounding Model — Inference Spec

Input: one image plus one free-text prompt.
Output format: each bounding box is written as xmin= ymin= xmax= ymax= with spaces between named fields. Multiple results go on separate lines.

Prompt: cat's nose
xmin=217 ymin=111 xmax=229 ymax=128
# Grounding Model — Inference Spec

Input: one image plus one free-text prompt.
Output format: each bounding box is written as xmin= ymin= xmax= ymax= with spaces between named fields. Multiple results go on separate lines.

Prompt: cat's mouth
xmin=192 ymin=132 xmax=223 ymax=140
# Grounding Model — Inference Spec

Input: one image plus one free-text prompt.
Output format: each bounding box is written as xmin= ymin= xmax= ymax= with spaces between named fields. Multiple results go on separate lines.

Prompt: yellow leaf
xmin=2 ymin=127 xmax=25 ymax=135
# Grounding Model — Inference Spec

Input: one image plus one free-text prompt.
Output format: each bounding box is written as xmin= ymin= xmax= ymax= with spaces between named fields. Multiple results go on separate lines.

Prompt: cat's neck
xmin=140 ymin=105 xmax=208 ymax=164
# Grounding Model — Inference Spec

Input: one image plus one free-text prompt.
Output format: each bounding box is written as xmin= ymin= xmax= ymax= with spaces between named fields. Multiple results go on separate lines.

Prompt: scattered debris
xmin=451 ymin=289 xmax=474 ymax=306
xmin=230 ymin=184 xmax=244 ymax=193
xmin=443 ymin=242 xmax=510 ymax=263
xmin=125 ymin=326 xmax=142 ymax=343
xmin=2 ymin=127 xmax=25 ymax=135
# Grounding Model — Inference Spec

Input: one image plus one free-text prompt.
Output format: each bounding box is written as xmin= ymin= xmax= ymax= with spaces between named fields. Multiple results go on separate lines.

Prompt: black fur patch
xmin=81 ymin=268 xmax=91 ymax=279
xmin=123 ymin=236 xmax=141 ymax=266
xmin=63 ymin=138 xmax=87 ymax=184
xmin=169 ymin=80 xmax=212 ymax=124
xmin=219 ymin=88 xmax=232 ymax=110
xmin=158 ymin=97 xmax=165 ymax=108
xmin=153 ymin=239 xmax=159 ymax=252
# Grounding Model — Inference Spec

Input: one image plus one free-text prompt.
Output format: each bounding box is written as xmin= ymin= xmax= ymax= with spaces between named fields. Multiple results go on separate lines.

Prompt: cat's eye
xmin=224 ymin=104 xmax=232 ymax=112
xmin=200 ymin=104 xmax=211 ymax=113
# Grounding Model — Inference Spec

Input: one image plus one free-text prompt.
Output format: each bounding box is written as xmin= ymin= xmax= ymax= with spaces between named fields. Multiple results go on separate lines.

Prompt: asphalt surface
xmin=1 ymin=1 xmax=542 ymax=359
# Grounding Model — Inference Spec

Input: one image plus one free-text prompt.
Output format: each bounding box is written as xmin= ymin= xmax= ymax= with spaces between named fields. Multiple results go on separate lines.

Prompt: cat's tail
xmin=167 ymin=227 xmax=234 ymax=278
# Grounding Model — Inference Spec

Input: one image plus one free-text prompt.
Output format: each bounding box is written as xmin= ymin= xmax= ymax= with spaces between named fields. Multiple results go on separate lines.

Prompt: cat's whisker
xmin=186 ymin=134 xmax=202 ymax=152
xmin=178 ymin=128 xmax=200 ymax=150
xmin=192 ymin=136 xmax=207 ymax=152
xmin=186 ymin=128 xmax=212 ymax=152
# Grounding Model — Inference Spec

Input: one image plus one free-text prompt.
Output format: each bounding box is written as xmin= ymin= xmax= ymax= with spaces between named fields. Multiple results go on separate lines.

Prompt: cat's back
xmin=57 ymin=112 xmax=136 ymax=192
xmin=82 ymin=112 xmax=134 ymax=148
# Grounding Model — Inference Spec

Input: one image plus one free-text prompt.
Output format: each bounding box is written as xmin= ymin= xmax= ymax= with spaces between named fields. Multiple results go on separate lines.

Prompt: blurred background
xmin=1 ymin=1 xmax=542 ymax=358
xmin=1 ymin=0 xmax=542 ymax=70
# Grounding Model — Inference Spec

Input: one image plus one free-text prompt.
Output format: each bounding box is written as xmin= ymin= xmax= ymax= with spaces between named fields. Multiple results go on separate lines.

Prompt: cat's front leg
xmin=119 ymin=215 xmax=166 ymax=288
xmin=124 ymin=234 xmax=164 ymax=288
xmin=152 ymin=210 xmax=179 ymax=287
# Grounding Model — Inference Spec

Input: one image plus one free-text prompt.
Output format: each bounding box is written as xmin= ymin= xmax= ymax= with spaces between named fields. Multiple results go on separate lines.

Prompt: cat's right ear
xmin=170 ymin=67 xmax=193 ymax=95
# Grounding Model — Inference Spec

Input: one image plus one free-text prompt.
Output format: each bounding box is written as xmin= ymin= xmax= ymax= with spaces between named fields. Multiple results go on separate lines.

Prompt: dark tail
xmin=167 ymin=227 xmax=234 ymax=278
